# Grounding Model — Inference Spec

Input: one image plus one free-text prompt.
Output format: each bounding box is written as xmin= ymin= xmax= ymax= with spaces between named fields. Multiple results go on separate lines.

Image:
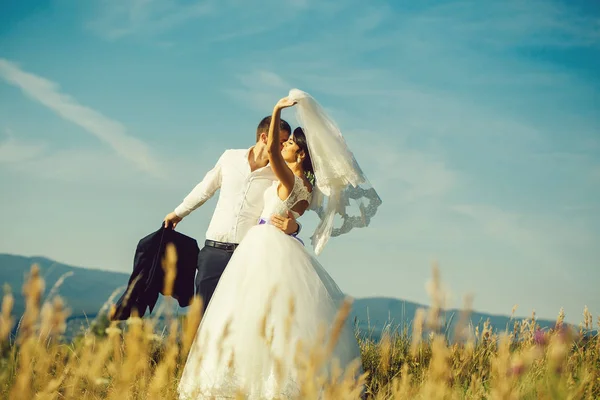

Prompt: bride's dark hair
xmin=292 ymin=127 xmax=315 ymax=185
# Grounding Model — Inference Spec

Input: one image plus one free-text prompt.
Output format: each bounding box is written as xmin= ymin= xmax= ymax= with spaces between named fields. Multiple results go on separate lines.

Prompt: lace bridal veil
xmin=287 ymin=89 xmax=382 ymax=255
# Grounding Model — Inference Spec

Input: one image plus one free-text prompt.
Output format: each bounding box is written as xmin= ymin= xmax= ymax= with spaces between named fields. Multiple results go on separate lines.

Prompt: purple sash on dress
xmin=258 ymin=218 xmax=304 ymax=246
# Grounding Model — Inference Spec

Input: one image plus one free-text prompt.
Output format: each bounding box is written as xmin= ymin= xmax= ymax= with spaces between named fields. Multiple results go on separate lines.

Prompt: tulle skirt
xmin=177 ymin=224 xmax=363 ymax=399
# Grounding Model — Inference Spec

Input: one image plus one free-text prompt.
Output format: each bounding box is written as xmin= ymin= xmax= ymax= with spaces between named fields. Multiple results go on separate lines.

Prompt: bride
xmin=177 ymin=89 xmax=381 ymax=399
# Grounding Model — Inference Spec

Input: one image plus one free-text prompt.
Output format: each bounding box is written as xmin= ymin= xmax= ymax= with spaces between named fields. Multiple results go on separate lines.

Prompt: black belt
xmin=205 ymin=240 xmax=239 ymax=252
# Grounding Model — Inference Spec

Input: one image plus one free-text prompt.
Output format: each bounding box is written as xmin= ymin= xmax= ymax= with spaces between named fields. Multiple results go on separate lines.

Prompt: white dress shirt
xmin=174 ymin=148 xmax=278 ymax=244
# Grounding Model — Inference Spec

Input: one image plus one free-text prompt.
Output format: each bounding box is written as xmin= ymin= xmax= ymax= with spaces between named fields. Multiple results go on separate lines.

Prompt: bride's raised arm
xmin=267 ymin=97 xmax=297 ymax=200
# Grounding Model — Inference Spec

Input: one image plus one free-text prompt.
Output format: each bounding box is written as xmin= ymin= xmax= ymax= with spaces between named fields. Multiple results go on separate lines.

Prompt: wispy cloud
xmin=10 ymin=148 xmax=136 ymax=183
xmin=224 ymin=70 xmax=293 ymax=112
xmin=0 ymin=59 xmax=162 ymax=177
xmin=85 ymin=0 xmax=319 ymax=42
xmin=0 ymin=129 xmax=46 ymax=164
xmin=219 ymin=0 xmax=598 ymax=185
xmin=454 ymin=203 xmax=598 ymax=250
xmin=232 ymin=0 xmax=598 ymax=89
xmin=208 ymin=26 xmax=275 ymax=43
xmin=411 ymin=0 xmax=600 ymax=49
xmin=86 ymin=0 xmax=213 ymax=40
xmin=330 ymin=128 xmax=459 ymax=208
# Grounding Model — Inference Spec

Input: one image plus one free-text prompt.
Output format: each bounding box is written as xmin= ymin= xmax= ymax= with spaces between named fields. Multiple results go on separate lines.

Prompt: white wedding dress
xmin=178 ymin=175 xmax=363 ymax=399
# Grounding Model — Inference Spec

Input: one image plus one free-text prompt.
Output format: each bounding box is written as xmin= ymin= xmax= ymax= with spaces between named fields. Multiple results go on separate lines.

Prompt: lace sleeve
xmin=284 ymin=175 xmax=312 ymax=211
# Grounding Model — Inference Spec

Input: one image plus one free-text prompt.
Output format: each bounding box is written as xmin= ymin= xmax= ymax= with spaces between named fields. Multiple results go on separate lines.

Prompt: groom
xmin=163 ymin=116 xmax=300 ymax=313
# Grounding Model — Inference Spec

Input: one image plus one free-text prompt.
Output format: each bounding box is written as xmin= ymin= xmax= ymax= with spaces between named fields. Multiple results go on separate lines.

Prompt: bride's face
xmin=281 ymin=136 xmax=302 ymax=163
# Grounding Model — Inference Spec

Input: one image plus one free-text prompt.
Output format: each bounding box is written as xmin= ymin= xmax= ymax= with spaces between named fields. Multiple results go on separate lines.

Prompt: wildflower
xmin=509 ymin=357 xmax=525 ymax=377
xmin=533 ymin=328 xmax=547 ymax=346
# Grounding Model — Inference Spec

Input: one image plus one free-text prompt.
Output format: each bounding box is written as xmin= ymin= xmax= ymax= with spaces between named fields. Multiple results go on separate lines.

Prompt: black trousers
xmin=194 ymin=245 xmax=234 ymax=313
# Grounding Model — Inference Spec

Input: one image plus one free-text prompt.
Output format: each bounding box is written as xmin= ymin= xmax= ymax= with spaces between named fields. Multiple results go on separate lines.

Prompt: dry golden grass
xmin=0 ymin=248 xmax=598 ymax=399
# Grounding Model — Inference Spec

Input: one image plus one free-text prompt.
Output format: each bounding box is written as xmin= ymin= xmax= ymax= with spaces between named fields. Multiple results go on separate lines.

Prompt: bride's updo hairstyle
xmin=292 ymin=127 xmax=315 ymax=185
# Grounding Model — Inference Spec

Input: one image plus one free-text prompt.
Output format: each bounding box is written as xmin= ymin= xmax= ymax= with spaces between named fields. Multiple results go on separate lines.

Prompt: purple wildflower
xmin=534 ymin=328 xmax=548 ymax=346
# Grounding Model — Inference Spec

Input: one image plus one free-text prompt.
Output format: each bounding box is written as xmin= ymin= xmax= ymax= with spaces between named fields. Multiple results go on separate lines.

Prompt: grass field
xmin=1 ymin=248 xmax=598 ymax=399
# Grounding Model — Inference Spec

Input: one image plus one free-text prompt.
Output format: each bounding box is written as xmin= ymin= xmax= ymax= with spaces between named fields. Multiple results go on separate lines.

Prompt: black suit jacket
xmin=111 ymin=225 xmax=199 ymax=321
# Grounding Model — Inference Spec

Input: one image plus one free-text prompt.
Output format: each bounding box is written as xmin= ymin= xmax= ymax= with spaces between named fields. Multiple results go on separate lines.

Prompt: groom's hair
xmin=256 ymin=116 xmax=291 ymax=142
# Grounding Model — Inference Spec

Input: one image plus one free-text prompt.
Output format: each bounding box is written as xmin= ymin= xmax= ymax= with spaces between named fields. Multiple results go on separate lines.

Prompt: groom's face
xmin=261 ymin=130 xmax=290 ymax=151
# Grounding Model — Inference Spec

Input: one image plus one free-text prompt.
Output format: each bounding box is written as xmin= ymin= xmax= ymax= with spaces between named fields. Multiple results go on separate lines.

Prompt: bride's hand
xmin=275 ymin=97 xmax=297 ymax=110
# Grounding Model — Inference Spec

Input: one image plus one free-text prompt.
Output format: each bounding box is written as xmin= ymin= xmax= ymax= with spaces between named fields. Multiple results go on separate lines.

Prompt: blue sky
xmin=1 ymin=0 xmax=599 ymax=324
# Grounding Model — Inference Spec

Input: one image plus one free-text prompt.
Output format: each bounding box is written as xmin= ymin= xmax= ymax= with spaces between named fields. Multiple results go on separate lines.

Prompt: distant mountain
xmin=0 ymin=254 xmax=571 ymax=341
xmin=0 ymin=254 xmax=128 ymax=318
xmin=350 ymin=297 xmax=567 ymax=340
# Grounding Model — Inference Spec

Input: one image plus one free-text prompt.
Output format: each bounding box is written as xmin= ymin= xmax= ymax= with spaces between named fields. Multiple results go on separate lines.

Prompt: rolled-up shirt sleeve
xmin=174 ymin=152 xmax=225 ymax=218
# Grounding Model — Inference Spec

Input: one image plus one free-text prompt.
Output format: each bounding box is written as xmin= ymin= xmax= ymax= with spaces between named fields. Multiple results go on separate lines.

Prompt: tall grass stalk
xmin=0 ymin=253 xmax=598 ymax=399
